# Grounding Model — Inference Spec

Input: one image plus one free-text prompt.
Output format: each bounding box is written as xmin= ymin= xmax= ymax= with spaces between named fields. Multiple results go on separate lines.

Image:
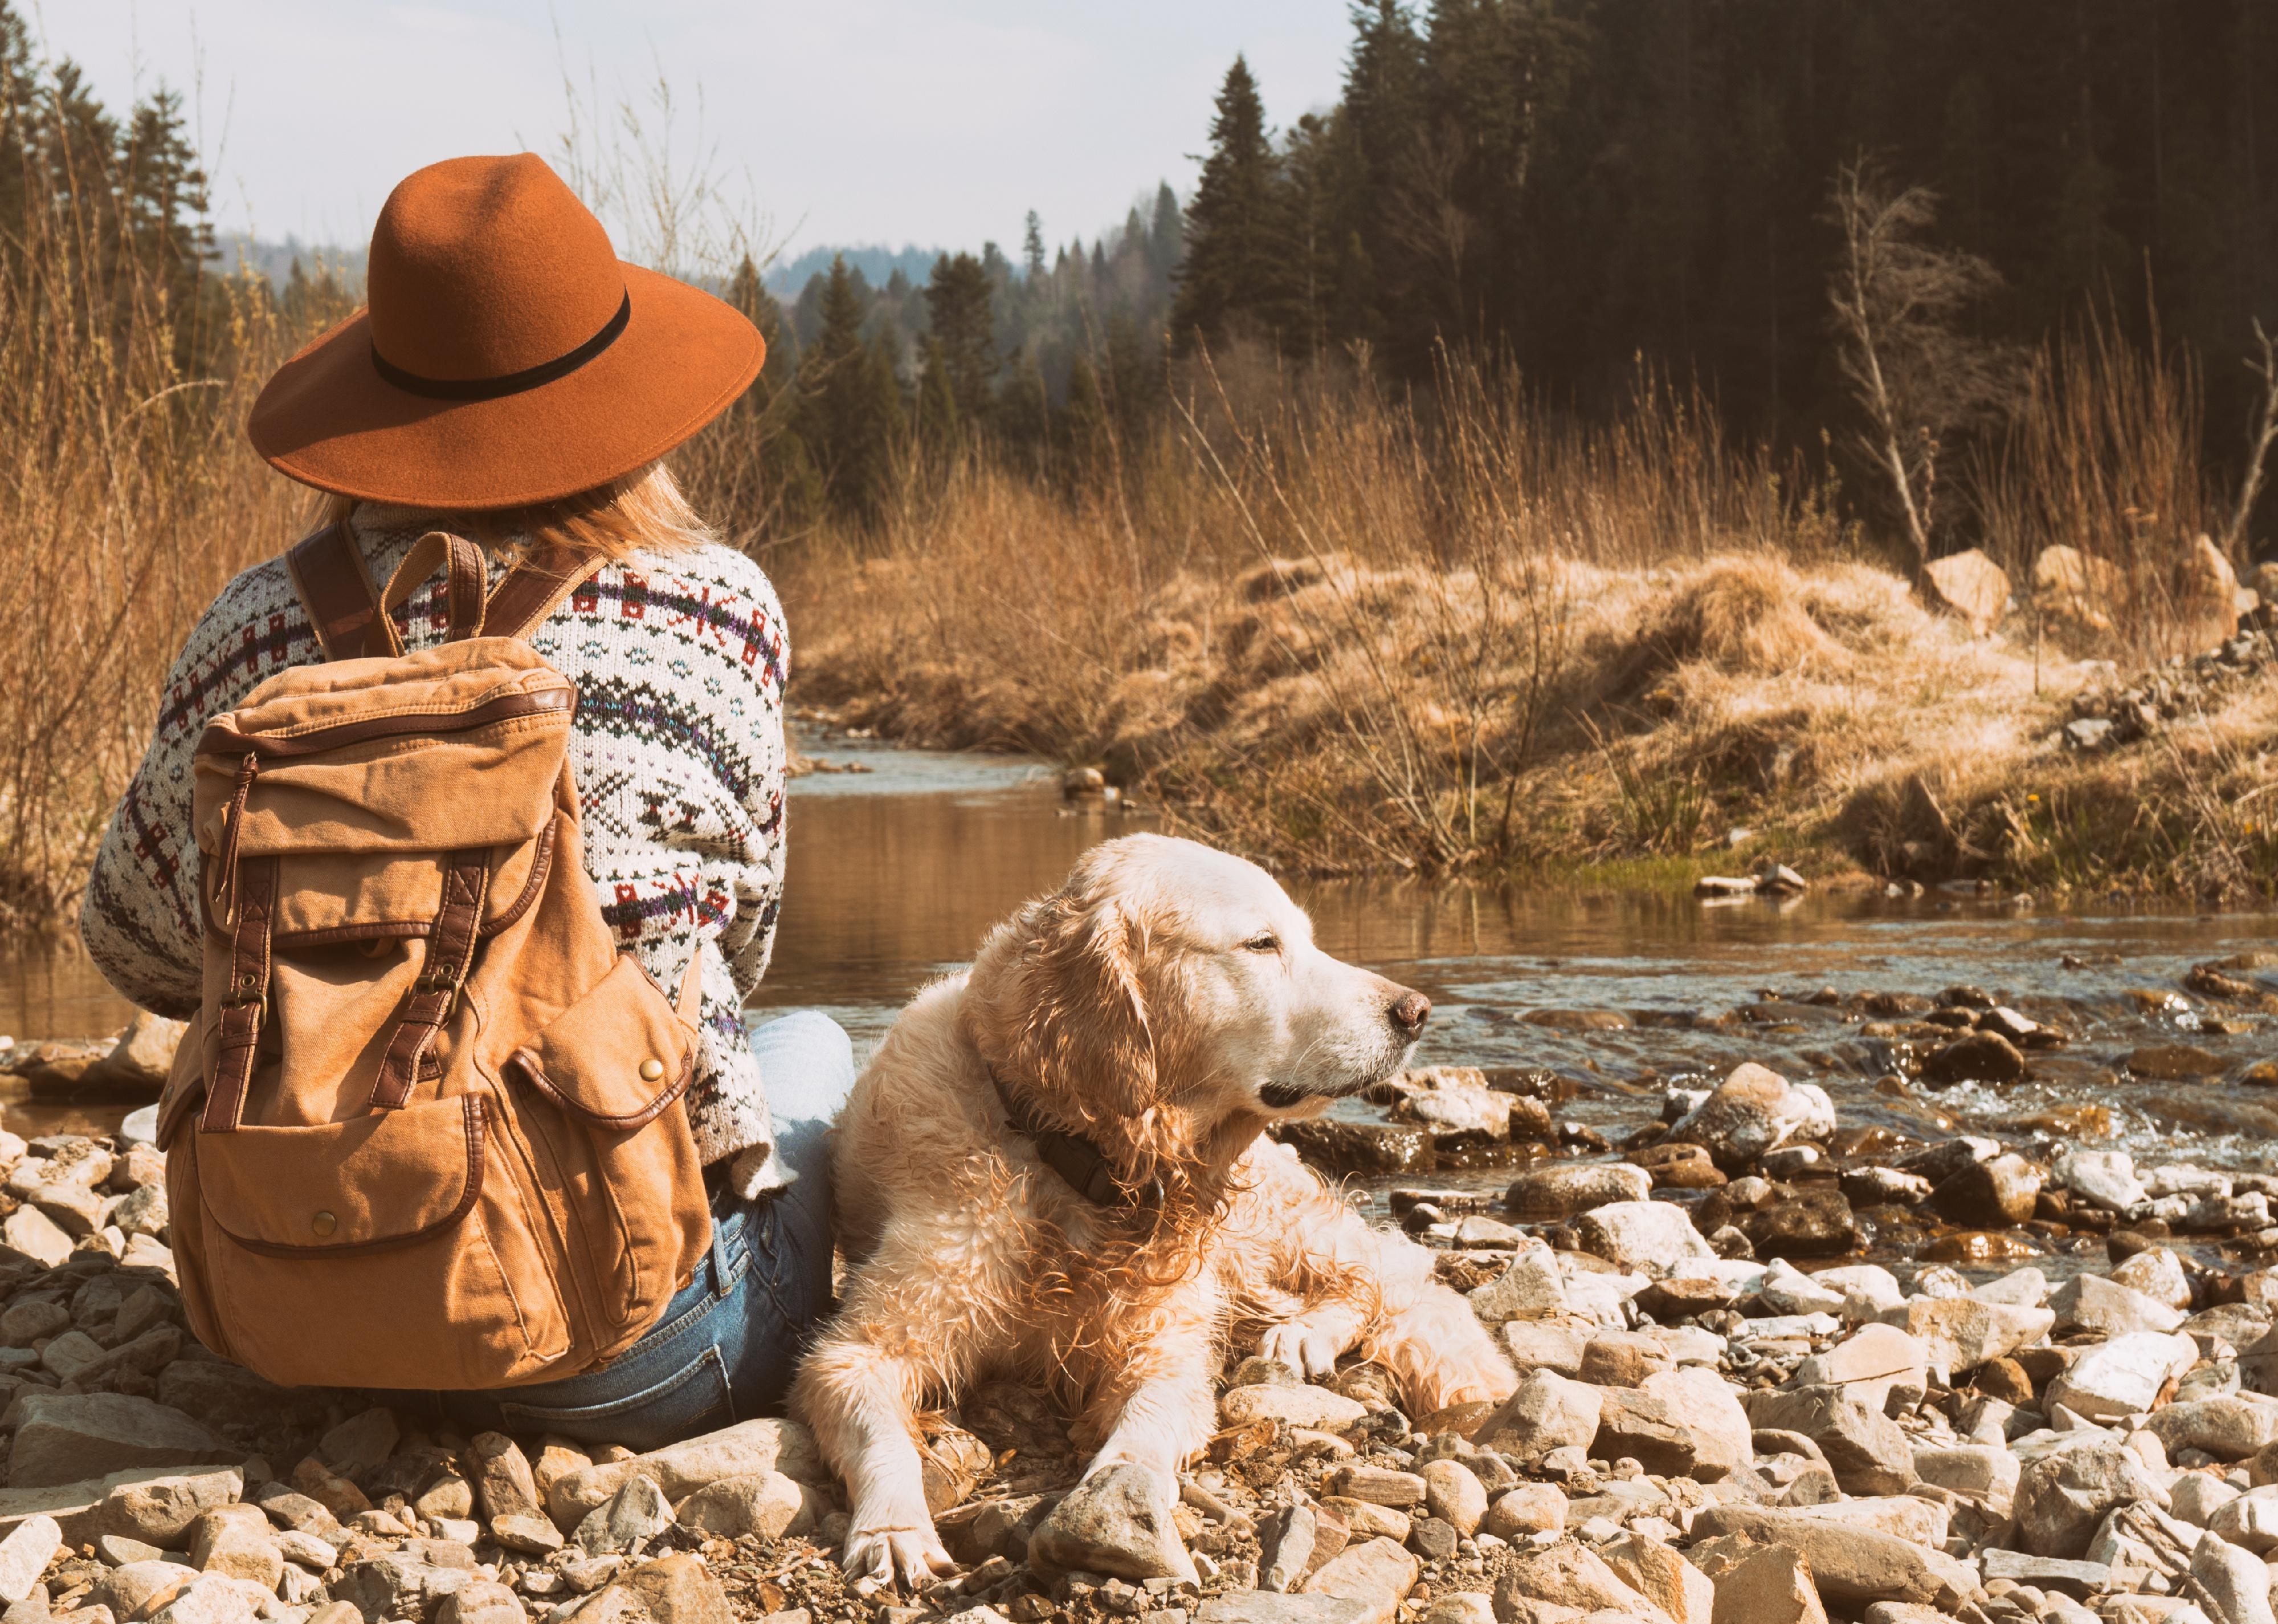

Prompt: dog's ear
xmin=1011 ymin=892 xmax=1158 ymax=1122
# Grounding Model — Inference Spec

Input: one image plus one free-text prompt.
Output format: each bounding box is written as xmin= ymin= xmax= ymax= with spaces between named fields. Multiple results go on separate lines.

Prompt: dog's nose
xmin=1389 ymin=991 xmax=1431 ymax=1036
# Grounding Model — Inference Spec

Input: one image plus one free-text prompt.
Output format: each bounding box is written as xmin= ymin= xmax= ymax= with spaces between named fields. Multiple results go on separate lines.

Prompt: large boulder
xmin=1888 ymin=1297 xmax=2054 ymax=1383
xmin=1684 ymin=1507 xmax=1975 ymax=1609
xmin=9 ymin=1396 xmax=231 ymax=1490
xmin=1569 ymin=1201 xmax=1713 ymax=1276
xmin=2051 ymin=1275 xmax=2184 ymax=1338
xmin=1926 ymin=549 xmax=2011 ymax=633
xmin=1667 ymin=1065 xmax=1832 ymax=1172
xmin=1744 ymin=1386 xmax=1913 ymax=1496
xmin=1504 ymin=1164 xmax=1651 ymax=1222
xmin=2013 ymin=1439 xmax=2170 ymax=1558
xmin=1471 ymin=1373 xmax=1602 ymax=1466
xmin=2045 ymin=1331 xmax=2199 ymax=1423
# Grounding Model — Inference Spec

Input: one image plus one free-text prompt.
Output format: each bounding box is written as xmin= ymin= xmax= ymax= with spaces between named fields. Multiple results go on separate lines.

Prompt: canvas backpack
xmin=155 ymin=524 xmax=711 ymax=1391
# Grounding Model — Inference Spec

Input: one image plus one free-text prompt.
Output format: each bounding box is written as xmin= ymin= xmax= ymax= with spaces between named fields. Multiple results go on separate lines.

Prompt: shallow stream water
xmin=6 ymin=728 xmax=2275 ymax=1213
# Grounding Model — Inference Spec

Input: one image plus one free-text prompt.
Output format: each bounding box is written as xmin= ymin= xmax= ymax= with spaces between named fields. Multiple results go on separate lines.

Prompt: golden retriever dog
xmin=791 ymin=834 xmax=1517 ymax=1589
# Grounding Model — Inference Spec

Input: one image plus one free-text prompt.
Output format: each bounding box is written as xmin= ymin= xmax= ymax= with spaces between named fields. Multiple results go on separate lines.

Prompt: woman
xmin=79 ymin=152 xmax=844 ymax=1448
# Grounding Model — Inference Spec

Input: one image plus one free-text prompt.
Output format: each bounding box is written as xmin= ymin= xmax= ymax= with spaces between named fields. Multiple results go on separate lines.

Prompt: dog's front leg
xmin=790 ymin=1217 xmax=1010 ymax=1591
xmin=1039 ymin=1271 xmax=1224 ymax=1584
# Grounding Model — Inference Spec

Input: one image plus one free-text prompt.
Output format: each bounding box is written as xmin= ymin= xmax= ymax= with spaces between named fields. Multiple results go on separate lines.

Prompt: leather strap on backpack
xmin=485 ymin=543 xmax=605 ymax=641
xmin=285 ymin=524 xmax=398 ymax=662
xmin=382 ymin=532 xmax=489 ymax=642
xmin=369 ymin=850 xmax=491 ymax=1110
xmin=201 ymin=857 xmax=278 ymax=1134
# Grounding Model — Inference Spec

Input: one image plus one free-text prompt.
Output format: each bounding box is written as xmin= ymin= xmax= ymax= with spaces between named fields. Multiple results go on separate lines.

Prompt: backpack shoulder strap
xmin=484 ymin=542 xmax=607 ymax=642
xmin=284 ymin=523 xmax=403 ymax=662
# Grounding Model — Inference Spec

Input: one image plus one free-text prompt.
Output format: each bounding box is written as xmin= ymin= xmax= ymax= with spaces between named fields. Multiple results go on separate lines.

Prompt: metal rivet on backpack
xmin=312 ymin=1211 xmax=337 ymax=1237
xmin=639 ymin=1058 xmax=665 ymax=1083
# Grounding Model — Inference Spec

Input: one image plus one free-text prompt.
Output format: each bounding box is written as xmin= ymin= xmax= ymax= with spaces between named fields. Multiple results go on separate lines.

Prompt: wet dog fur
xmin=790 ymin=834 xmax=1517 ymax=1588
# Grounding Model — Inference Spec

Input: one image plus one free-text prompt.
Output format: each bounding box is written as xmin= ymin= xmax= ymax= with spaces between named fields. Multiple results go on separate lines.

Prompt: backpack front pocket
xmin=189 ymin=1092 xmax=572 ymax=1388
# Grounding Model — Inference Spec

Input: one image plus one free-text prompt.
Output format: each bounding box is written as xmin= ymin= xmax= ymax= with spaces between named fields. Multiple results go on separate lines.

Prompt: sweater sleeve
xmin=80 ymin=557 xmax=312 ymax=1017
xmin=710 ymin=557 xmax=789 ymax=1005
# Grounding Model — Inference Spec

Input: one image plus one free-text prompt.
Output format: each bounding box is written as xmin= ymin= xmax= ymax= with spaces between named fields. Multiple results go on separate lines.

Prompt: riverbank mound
xmin=792 ymin=544 xmax=2278 ymax=898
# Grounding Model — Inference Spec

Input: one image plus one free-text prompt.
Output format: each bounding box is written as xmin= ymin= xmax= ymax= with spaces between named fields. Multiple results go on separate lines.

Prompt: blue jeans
xmin=388 ymin=1012 xmax=853 ymax=1450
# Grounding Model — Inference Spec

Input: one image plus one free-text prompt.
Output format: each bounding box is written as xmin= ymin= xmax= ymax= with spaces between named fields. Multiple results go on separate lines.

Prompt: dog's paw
xmin=840 ymin=1517 xmax=957 ymax=1592
xmin=1258 ymin=1318 xmax=1341 ymax=1378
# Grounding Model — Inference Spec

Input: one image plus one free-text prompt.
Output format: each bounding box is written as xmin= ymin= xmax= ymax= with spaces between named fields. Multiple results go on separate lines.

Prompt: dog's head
xmin=964 ymin=833 xmax=1430 ymax=1172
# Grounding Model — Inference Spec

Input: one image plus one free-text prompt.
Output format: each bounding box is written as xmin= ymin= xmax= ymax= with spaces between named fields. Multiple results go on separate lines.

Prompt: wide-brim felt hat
xmin=248 ymin=153 xmax=764 ymax=511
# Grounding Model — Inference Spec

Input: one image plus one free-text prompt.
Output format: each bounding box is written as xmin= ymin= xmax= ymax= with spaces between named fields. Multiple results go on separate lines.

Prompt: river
xmin=6 ymin=728 xmax=2275 ymax=1194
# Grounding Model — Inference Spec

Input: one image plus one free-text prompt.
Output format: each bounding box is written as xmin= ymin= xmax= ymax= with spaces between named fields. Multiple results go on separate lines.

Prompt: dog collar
xmin=987 ymin=1066 xmax=1166 ymax=1213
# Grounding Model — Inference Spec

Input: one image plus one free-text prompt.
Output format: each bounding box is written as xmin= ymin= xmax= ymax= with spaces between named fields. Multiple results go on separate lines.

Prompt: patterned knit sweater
xmin=79 ymin=507 xmax=794 ymax=1195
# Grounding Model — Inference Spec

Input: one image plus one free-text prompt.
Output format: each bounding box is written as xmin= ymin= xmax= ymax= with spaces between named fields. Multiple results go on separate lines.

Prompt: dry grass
xmin=0 ymin=148 xmax=314 ymax=932
xmin=784 ymin=348 xmax=2170 ymax=886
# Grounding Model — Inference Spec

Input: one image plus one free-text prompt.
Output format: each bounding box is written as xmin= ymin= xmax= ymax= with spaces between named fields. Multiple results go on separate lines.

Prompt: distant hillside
xmin=764 ymin=244 xmax=946 ymax=295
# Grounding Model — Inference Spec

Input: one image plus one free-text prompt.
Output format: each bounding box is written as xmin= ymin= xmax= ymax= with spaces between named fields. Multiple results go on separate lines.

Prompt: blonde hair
xmin=318 ymin=462 xmax=716 ymax=562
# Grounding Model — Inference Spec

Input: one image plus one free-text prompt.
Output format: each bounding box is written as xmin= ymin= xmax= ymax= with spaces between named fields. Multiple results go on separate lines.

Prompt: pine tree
xmin=916 ymin=337 xmax=960 ymax=448
xmin=798 ymin=257 xmax=900 ymax=521
xmin=1169 ymin=56 xmax=1293 ymax=352
xmin=924 ymin=252 xmax=997 ymax=426
xmin=1023 ymin=211 xmax=1046 ymax=280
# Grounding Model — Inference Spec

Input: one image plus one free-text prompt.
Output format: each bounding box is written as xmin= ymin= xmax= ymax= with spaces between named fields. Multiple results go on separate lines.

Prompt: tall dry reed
xmin=0 ymin=112 xmax=315 ymax=932
xmin=1974 ymin=304 xmax=2224 ymax=664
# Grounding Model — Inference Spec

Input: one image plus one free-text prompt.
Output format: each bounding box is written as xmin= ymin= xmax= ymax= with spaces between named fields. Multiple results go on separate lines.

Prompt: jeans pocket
xmin=499 ymin=1342 xmax=734 ymax=1451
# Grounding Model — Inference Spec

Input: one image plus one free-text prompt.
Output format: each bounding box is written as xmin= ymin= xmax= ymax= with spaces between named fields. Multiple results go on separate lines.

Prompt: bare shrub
xmin=1826 ymin=158 xmax=2015 ymax=571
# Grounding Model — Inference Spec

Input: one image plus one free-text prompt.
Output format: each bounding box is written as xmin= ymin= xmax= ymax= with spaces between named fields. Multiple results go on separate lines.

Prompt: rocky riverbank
xmin=0 ymin=1001 xmax=2276 ymax=1624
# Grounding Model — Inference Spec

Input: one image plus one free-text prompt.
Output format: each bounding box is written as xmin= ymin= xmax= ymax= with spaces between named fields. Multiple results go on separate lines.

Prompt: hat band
xmin=370 ymin=290 xmax=632 ymax=401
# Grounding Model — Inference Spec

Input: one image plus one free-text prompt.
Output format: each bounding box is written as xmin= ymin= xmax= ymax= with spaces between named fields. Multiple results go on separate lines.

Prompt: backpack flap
xmin=193 ymin=643 xmax=573 ymax=868
xmin=506 ymin=954 xmax=696 ymax=1129
xmin=197 ymin=1093 xmax=487 ymax=1254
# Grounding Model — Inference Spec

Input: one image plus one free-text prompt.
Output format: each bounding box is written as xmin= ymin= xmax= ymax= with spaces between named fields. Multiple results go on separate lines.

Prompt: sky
xmin=32 ymin=1 xmax=1350 ymax=264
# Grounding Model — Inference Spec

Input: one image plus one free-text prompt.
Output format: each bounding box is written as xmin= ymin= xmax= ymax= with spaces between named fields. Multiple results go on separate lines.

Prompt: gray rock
xmin=0 ymin=1517 xmax=58 ymax=1605
xmin=672 ymin=1473 xmax=813 ymax=1541
xmin=1470 ymin=1372 xmax=1602 ymax=1466
xmin=7 ymin=1395 xmax=228 ymax=1489
xmin=435 ymin=1580 xmax=525 ymax=1624
xmin=1684 ymin=1507 xmax=1975 ymax=1608
xmin=2051 ymin=1274 xmax=2186 ymax=1337
xmin=2014 ymin=1439 xmax=2170 ymax=1558
xmin=1666 ymin=1063 xmax=1832 ymax=1171
xmin=491 ymin=1513 xmax=565 ymax=1556
xmin=2148 ymin=1397 xmax=2278 ymax=1462
xmin=334 ymin=1552 xmax=473 ymax=1624
xmin=95 ymin=1561 xmax=198 ymax=1620
xmin=319 ymin=1408 xmax=399 ymax=1475
xmin=2191 ymin=1530 xmax=2277 ymax=1624
xmin=1466 ymin=1244 xmax=1567 ymax=1323
xmin=1257 ymin=1503 xmax=1321 ymax=1593
xmin=1503 ymin=1164 xmax=1650 ymax=1222
xmin=1299 ymin=1537 xmax=1419 ymax=1624
xmin=1744 ymin=1386 xmax=1913 ymax=1495
xmin=1977 ymin=1549 xmax=2112 ymax=1599
xmin=574 ymin=1477 xmax=676 ymax=1557
xmin=1590 ymin=1388 xmax=1697 ymax=1479
xmin=621 ymin=1555 xmax=733 ymax=1624
xmin=1932 ymin=1154 xmax=2042 ymax=1228
xmin=1569 ymin=1201 xmax=1712 ymax=1274
xmin=1028 ymin=1464 xmax=1196 ymax=1585
xmin=468 ymin=1434 xmax=541 ymax=1524
xmin=187 ymin=1506 xmax=281 ymax=1589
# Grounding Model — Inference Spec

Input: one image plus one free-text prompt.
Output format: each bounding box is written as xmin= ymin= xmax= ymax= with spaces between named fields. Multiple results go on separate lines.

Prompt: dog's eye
xmin=1242 ymin=933 xmax=1281 ymax=953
